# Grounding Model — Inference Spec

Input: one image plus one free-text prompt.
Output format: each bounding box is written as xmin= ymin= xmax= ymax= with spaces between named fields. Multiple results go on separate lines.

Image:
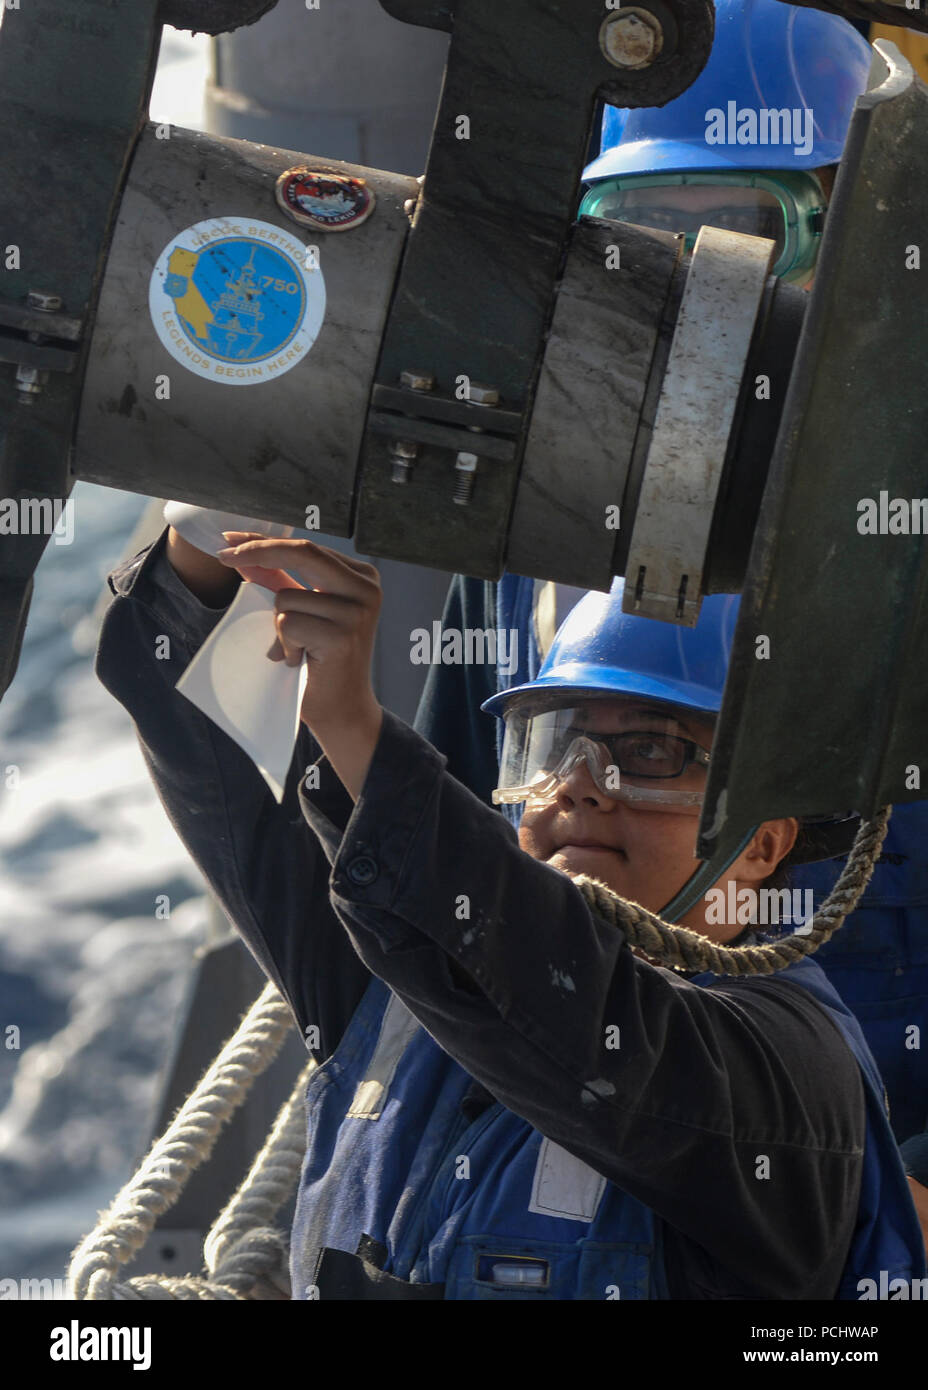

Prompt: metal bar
xmin=367 ymin=411 xmax=516 ymax=460
xmin=0 ymin=0 xmax=164 ymax=698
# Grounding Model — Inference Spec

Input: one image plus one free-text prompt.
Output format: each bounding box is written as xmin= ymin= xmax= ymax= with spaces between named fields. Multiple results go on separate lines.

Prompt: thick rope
xmin=571 ymin=806 xmax=892 ymax=976
xmin=202 ymin=1059 xmax=316 ymax=1298
xmin=97 ymin=1062 xmax=315 ymax=1301
xmin=68 ymin=981 xmax=296 ymax=1300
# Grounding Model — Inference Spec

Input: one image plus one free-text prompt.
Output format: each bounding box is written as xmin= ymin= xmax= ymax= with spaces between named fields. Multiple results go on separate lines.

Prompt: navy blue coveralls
xmin=94 ymin=533 xmax=925 ymax=1298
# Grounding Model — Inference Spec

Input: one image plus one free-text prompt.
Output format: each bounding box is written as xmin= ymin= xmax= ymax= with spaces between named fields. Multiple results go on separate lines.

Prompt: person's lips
xmin=552 ymin=839 xmax=624 ymax=858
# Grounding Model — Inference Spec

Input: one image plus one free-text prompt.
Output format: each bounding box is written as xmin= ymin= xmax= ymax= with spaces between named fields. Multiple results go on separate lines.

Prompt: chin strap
xmin=571 ymin=806 xmax=891 ymax=977
xmin=658 ymin=828 xmax=758 ymax=924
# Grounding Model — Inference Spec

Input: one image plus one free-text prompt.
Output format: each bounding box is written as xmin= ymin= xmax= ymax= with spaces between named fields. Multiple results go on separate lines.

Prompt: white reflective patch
xmin=347 ymin=992 xmax=420 ymax=1119
xmin=528 ymin=1138 xmax=607 ymax=1223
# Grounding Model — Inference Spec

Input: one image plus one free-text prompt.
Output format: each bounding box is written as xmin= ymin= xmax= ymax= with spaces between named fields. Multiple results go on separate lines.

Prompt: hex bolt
xmin=389 ymin=438 xmax=418 ymax=484
xmin=400 ymin=369 xmax=435 ymax=392
xmin=453 ymin=452 xmax=478 ymax=505
xmin=599 ymin=9 xmax=663 ymax=69
xmin=15 ymin=365 xmax=47 ymax=404
xmin=467 ymin=382 xmax=499 ymax=407
xmin=26 ymin=290 xmax=63 ymax=313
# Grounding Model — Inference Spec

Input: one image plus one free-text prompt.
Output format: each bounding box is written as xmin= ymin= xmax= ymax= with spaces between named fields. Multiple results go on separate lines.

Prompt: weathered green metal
xmin=697 ymin=41 xmax=928 ymax=864
xmin=0 ymin=0 xmax=163 ymax=698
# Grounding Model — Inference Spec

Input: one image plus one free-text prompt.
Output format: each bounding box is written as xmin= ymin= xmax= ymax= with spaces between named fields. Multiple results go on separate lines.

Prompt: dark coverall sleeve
xmin=412 ymin=573 xmax=500 ymax=803
xmin=93 ymin=525 xmax=369 ymax=1056
xmin=299 ymin=706 xmax=867 ymax=1300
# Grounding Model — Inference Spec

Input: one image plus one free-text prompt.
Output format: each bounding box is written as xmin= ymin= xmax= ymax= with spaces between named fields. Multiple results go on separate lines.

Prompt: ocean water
xmin=0 ymin=29 xmax=213 ymax=1288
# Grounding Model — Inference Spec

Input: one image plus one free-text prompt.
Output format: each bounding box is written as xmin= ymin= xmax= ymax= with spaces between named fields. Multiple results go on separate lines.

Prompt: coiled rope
xmin=572 ymin=806 xmax=891 ymax=976
xmin=68 ymin=981 xmax=312 ymax=1300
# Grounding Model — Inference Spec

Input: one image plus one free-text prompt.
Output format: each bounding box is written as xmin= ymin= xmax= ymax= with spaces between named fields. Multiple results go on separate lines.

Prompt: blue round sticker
xmin=149 ymin=217 xmax=326 ymax=386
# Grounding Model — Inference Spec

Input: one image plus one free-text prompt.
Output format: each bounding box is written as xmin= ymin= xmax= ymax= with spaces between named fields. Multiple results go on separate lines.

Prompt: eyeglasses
xmin=561 ymin=727 xmax=710 ymax=780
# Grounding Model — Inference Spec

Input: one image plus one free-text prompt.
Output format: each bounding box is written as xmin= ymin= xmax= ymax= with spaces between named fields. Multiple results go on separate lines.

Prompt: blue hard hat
xmin=482 ymin=577 xmax=861 ymax=865
xmin=481 ymin=577 xmax=739 ymax=719
xmin=583 ymin=0 xmax=873 ymax=179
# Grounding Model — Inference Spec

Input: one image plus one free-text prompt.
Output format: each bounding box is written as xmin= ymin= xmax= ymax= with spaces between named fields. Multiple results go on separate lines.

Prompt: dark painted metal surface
xmin=379 ymin=0 xmax=454 ymax=32
xmin=0 ymin=0 xmax=163 ymax=699
xmin=354 ymin=0 xmax=715 ymax=578
xmin=75 ymin=126 xmax=418 ymax=534
xmin=704 ymin=276 xmax=807 ymax=595
xmin=507 ymin=219 xmax=683 ymax=593
xmin=698 ymin=42 xmax=928 ymax=863
xmin=158 ymin=0 xmax=278 ymax=34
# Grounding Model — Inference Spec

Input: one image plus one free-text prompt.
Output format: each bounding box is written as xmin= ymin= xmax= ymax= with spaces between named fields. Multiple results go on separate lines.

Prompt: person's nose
xmin=553 ymin=755 xmax=617 ymax=811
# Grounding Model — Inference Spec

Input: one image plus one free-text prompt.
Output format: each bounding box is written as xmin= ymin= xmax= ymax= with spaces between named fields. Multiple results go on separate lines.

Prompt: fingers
xmin=217 ymin=533 xmax=381 ymax=670
xmin=217 ymin=534 xmax=379 ymax=600
xmin=272 ymin=588 xmax=375 ymax=666
xmin=217 ymin=532 xmax=304 ymax=593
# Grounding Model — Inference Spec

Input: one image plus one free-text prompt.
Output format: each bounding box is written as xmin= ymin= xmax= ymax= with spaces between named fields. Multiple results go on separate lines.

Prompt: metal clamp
xmin=622 ymin=226 xmax=776 ymax=625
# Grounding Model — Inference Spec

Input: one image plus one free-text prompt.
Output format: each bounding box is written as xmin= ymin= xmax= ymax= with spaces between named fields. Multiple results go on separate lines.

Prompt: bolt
xmin=467 ymin=382 xmax=499 ymax=407
xmin=389 ymin=438 xmax=418 ymax=484
xmin=15 ymin=365 xmax=46 ymax=403
xmin=599 ymin=9 xmax=663 ymax=69
xmin=453 ymin=452 xmax=478 ymax=505
xmin=400 ymin=369 xmax=435 ymax=392
xmin=26 ymin=290 xmax=63 ymax=313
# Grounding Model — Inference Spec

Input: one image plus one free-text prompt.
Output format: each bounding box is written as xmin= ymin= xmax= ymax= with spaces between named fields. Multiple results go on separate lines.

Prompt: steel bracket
xmin=698 ymin=41 xmax=928 ymax=863
xmin=357 ymin=0 xmax=715 ymax=577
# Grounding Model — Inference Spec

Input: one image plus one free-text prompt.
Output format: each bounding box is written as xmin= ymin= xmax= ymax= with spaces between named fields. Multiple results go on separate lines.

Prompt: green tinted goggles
xmin=578 ymin=170 xmax=828 ymax=286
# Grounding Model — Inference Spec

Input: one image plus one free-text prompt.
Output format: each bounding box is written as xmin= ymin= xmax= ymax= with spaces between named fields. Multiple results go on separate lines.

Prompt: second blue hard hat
xmin=583 ymin=0 xmax=874 ymax=179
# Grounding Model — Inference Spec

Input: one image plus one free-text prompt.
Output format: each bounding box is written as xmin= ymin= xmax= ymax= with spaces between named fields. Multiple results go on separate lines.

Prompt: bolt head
xmin=468 ymin=383 xmax=499 ymax=407
xmin=389 ymin=439 xmax=419 ymax=460
xmin=400 ymin=369 xmax=435 ymax=392
xmin=15 ymin=366 xmax=42 ymax=393
xmin=454 ymin=452 xmax=478 ymax=472
xmin=599 ymin=9 xmax=663 ymax=69
xmin=26 ymin=290 xmax=63 ymax=312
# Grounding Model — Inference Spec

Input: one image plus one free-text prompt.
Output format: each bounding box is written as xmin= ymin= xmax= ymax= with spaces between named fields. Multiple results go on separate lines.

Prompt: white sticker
xmin=148 ymin=216 xmax=325 ymax=386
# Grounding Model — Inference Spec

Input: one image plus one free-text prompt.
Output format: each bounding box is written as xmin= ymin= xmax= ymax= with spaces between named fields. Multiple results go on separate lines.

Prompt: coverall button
xmin=346 ymin=854 xmax=378 ymax=886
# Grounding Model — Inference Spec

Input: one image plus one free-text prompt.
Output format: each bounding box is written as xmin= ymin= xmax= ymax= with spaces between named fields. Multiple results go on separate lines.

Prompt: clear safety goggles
xmin=493 ymin=702 xmax=712 ymax=812
xmin=578 ymin=170 xmax=828 ymax=285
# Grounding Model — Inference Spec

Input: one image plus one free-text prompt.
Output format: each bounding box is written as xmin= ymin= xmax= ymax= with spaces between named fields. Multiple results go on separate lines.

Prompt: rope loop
xmin=68 ymin=982 xmax=299 ymax=1300
xmin=571 ymin=806 xmax=891 ymax=976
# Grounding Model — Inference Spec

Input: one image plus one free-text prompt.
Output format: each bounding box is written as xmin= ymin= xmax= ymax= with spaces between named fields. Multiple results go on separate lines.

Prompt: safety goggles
xmin=493 ymin=702 xmax=712 ymax=812
xmin=578 ymin=170 xmax=827 ymax=285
